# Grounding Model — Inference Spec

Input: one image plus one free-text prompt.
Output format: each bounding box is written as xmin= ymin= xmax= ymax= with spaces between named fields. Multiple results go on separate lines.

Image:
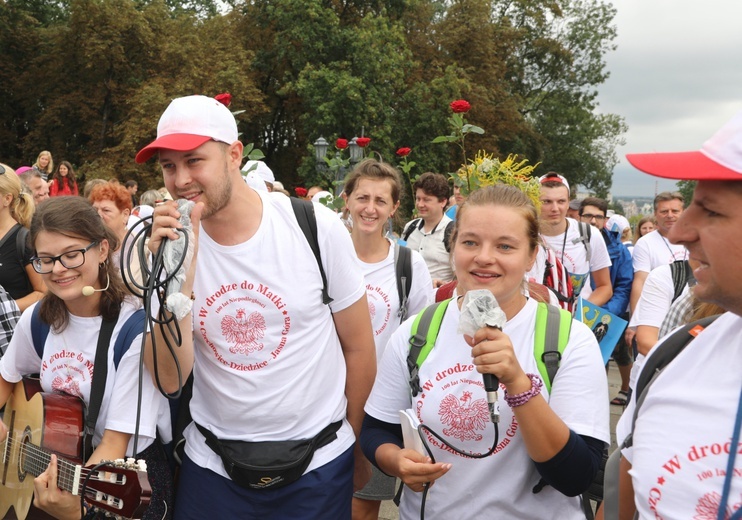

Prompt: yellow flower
xmin=454 ymin=151 xmax=542 ymax=209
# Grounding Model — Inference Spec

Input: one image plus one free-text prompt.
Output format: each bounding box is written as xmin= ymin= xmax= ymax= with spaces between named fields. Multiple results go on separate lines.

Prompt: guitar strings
xmin=3 ymin=435 xmax=130 ymax=495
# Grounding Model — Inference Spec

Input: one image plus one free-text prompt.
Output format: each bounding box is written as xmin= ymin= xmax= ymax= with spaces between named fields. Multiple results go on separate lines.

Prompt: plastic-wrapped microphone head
xmin=82 ymin=286 xmax=95 ymax=296
xmin=458 ymin=289 xmax=507 ymax=335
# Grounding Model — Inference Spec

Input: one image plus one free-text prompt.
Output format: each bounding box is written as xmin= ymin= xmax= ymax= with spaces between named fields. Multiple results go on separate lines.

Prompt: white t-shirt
xmin=359 ymin=240 xmax=433 ymax=361
xmin=0 ymin=299 xmax=167 ymax=455
xmin=629 ymin=264 xmax=689 ymax=329
xmin=540 ymin=218 xmax=612 ymax=300
xmin=365 ymin=298 xmax=610 ymax=519
xmin=184 ymin=191 xmax=366 ymax=479
xmin=618 ymin=312 xmax=742 ymax=519
xmin=403 ymin=216 xmax=454 ymax=283
xmin=632 ymin=230 xmax=687 ymax=273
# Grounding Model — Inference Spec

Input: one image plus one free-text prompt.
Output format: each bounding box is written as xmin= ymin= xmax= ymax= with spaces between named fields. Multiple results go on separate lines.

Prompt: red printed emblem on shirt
xmin=438 ymin=391 xmax=490 ymax=442
xmin=221 ymin=308 xmax=267 ymax=354
xmin=52 ymin=375 xmax=82 ymax=398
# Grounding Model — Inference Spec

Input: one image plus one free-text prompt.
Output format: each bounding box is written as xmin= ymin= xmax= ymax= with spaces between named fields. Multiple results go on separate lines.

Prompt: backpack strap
xmin=290 ymin=197 xmax=333 ymax=305
xmin=402 ymin=218 xmax=422 ymax=242
xmin=443 ymin=220 xmax=454 ymax=253
xmin=669 ymin=260 xmax=693 ymax=304
xmin=574 ymin=221 xmax=592 ymax=264
xmin=112 ymin=308 xmax=146 ymax=369
xmin=533 ymin=302 xmax=573 ymax=393
xmin=31 ymin=303 xmax=51 ymax=359
xmin=406 ymin=300 xmax=450 ymax=397
xmin=602 ymin=314 xmax=721 ymax=520
xmin=394 ymin=243 xmax=413 ymax=322
xmin=15 ymin=226 xmax=29 ymax=268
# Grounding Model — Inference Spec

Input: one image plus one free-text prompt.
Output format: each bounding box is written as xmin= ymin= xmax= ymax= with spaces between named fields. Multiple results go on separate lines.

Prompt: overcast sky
xmin=597 ymin=0 xmax=742 ymax=197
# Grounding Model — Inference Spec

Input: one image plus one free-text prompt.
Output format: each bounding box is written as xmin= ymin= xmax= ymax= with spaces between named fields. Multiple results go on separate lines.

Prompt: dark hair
xmin=413 ymin=172 xmax=450 ymax=204
xmin=580 ymin=197 xmax=608 ymax=216
xmin=343 ymin=158 xmax=403 ymax=204
xmin=653 ymin=191 xmax=684 ymax=211
xmin=124 ymin=180 xmax=138 ymax=189
xmin=452 ymin=185 xmax=540 ymax=254
xmin=30 ymin=197 xmax=128 ymax=332
xmin=52 ymin=161 xmax=78 ymax=191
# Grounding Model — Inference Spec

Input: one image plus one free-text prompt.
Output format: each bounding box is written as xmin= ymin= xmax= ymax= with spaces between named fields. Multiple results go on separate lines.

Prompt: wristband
xmin=504 ymin=373 xmax=543 ymax=408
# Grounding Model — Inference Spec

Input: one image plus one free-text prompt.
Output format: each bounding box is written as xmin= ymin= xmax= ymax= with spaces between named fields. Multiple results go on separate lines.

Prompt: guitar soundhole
xmin=17 ymin=426 xmax=33 ymax=482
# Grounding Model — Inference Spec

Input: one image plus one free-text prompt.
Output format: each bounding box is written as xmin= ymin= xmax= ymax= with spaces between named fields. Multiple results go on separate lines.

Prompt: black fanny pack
xmin=196 ymin=421 xmax=342 ymax=490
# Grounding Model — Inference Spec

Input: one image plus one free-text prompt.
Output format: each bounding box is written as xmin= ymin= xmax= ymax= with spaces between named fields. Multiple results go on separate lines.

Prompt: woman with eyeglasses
xmin=0 ymin=197 xmax=173 ymax=520
xmin=0 ymin=163 xmax=45 ymax=313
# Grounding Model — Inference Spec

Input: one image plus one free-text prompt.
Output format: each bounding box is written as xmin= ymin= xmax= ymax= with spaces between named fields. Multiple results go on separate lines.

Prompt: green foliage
xmin=676 ymin=180 xmax=696 ymax=207
xmin=0 ymin=0 xmax=625 ymax=203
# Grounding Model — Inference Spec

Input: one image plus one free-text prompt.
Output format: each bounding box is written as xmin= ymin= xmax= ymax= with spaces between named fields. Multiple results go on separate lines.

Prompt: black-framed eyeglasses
xmin=580 ymin=213 xmax=606 ymax=222
xmin=31 ymin=241 xmax=99 ymax=274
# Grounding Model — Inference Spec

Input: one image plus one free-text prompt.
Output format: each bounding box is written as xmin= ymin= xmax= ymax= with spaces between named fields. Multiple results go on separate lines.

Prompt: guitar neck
xmin=22 ymin=444 xmax=83 ymax=495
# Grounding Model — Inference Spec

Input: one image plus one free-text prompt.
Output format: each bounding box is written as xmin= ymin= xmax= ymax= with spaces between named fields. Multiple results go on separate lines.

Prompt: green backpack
xmin=406 ymin=299 xmax=572 ymax=397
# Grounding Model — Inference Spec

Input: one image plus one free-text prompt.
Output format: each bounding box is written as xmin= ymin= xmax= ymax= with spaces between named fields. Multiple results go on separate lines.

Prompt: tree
xmin=676 ymin=180 xmax=696 ymax=207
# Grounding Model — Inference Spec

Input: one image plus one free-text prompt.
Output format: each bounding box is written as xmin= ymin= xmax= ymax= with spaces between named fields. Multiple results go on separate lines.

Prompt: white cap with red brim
xmin=626 ymin=111 xmax=742 ymax=181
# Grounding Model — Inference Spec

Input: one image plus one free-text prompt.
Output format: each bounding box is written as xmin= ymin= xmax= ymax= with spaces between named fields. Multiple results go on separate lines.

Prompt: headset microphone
xmin=82 ymin=273 xmax=111 ymax=296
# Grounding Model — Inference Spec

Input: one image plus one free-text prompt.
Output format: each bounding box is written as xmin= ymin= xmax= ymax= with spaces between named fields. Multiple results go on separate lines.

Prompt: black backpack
xmin=402 ymin=218 xmax=454 ymax=253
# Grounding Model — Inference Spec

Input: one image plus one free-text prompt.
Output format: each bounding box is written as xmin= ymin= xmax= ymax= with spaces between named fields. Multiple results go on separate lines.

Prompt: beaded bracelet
xmin=504 ymin=373 xmax=543 ymax=408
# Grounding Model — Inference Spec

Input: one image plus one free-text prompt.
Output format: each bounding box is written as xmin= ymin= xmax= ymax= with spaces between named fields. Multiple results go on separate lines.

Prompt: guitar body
xmin=1 ymin=378 xmax=84 ymax=520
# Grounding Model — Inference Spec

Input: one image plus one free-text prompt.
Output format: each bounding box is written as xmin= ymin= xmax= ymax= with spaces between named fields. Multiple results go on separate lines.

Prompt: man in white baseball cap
xmin=139 ymin=95 xmax=375 ymax=519
xmin=242 ymin=160 xmax=275 ymax=192
xmin=606 ymin=110 xmax=742 ymax=519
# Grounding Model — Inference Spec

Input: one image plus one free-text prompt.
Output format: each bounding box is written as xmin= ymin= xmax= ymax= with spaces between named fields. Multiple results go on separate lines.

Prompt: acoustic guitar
xmin=1 ymin=378 xmax=151 ymax=519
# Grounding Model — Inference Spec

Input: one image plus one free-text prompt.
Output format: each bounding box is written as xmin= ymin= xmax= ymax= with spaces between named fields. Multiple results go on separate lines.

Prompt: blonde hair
xmin=34 ymin=150 xmax=54 ymax=176
xmin=452 ymin=184 xmax=540 ymax=254
xmin=0 ymin=164 xmax=35 ymax=227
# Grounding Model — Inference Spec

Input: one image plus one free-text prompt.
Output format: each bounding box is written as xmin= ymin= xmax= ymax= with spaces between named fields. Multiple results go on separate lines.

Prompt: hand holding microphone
xmin=458 ymin=290 xmax=507 ymax=423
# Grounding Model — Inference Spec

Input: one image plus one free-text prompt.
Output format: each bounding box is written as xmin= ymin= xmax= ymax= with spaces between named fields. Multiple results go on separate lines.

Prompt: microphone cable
xmin=119 ymin=212 xmax=192 ymax=458
xmin=413 ymin=418 xmax=500 ymax=520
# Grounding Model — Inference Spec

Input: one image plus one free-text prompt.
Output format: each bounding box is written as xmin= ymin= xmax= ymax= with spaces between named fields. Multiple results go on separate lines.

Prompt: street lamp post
xmin=313 ymin=135 xmax=363 ymax=196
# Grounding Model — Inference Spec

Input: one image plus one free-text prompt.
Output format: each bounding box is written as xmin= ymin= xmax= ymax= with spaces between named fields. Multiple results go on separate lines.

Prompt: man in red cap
xmin=605 ymin=112 xmax=742 ymax=519
xmin=138 ymin=95 xmax=375 ymax=519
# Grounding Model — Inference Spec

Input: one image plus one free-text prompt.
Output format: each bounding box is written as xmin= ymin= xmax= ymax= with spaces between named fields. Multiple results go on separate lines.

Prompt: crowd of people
xmin=0 ymin=94 xmax=738 ymax=520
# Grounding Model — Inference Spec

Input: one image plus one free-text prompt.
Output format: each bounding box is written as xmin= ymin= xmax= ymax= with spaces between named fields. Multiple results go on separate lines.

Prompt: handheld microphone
xmin=459 ymin=290 xmax=507 ymax=424
xmin=82 ymin=273 xmax=110 ymax=296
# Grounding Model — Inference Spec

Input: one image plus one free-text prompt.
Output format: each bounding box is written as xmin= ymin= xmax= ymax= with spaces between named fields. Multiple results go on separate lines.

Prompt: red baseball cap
xmin=626 ymin=111 xmax=742 ymax=181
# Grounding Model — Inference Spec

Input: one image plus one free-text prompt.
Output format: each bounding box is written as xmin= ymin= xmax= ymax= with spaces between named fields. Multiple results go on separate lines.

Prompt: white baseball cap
xmin=136 ymin=95 xmax=238 ymax=163
xmin=627 ymin=110 xmax=742 ymax=181
xmin=606 ymin=214 xmax=630 ymax=234
xmin=242 ymin=160 xmax=275 ymax=184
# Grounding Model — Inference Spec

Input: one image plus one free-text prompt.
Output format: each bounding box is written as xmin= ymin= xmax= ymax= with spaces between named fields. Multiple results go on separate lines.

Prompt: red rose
xmin=450 ymin=99 xmax=471 ymax=113
xmin=396 ymin=147 xmax=411 ymax=157
xmin=295 ymin=187 xmax=308 ymax=198
xmin=214 ymin=93 xmax=232 ymax=107
xmin=336 ymin=138 xmax=348 ymax=149
xmin=356 ymin=137 xmax=371 ymax=148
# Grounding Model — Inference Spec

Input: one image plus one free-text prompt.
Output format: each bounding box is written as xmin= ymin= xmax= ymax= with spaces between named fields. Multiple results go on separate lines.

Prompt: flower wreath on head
xmin=453 ymin=151 xmax=542 ymax=210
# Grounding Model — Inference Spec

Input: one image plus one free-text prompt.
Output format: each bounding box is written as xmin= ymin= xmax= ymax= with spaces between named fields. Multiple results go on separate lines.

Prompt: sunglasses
xmin=0 ymin=164 xmax=5 ymax=175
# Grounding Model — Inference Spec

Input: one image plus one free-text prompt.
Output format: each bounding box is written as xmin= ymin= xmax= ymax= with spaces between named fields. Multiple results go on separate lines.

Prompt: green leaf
xmin=462 ymin=124 xmax=485 ymax=135
xmin=431 ymin=135 xmax=457 ymax=144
